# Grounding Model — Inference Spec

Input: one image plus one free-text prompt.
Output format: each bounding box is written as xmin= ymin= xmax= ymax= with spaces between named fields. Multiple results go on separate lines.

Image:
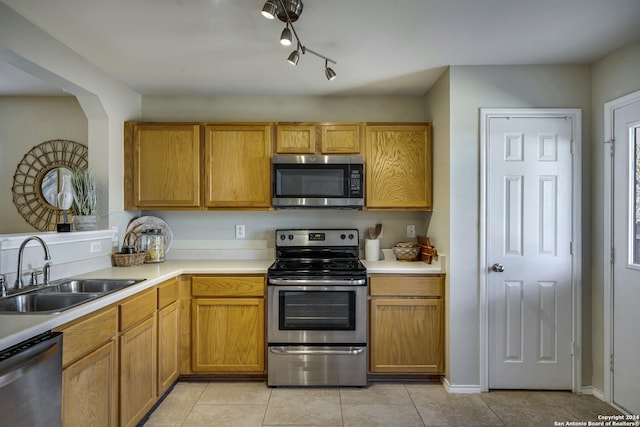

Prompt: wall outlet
xmin=406 ymin=224 xmax=416 ymax=238
xmin=235 ymin=224 xmax=245 ymax=239
xmin=90 ymin=241 xmax=102 ymax=253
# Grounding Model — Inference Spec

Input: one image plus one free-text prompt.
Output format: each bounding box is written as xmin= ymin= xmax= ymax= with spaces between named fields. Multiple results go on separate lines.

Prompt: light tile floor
xmin=142 ymin=381 xmax=623 ymax=427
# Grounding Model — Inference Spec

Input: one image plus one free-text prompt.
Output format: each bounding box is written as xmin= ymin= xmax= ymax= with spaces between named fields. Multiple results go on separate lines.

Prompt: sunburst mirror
xmin=12 ymin=139 xmax=88 ymax=231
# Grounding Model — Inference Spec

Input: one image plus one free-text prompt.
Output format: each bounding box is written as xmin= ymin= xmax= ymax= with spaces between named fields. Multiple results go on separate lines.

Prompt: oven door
xmin=267 ymin=284 xmax=367 ymax=344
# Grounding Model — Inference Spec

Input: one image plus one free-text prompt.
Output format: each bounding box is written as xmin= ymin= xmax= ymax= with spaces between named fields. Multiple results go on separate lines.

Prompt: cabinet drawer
xmin=56 ymin=306 xmax=118 ymax=367
xmin=192 ymin=276 xmax=265 ymax=297
xmin=120 ymin=288 xmax=156 ymax=331
xmin=369 ymin=274 xmax=444 ymax=297
xmin=157 ymin=278 xmax=178 ymax=309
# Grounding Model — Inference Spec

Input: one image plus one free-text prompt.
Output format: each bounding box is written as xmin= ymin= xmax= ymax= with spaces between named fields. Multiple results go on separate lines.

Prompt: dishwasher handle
xmin=269 ymin=346 xmax=365 ymax=356
xmin=0 ymin=336 xmax=60 ymax=389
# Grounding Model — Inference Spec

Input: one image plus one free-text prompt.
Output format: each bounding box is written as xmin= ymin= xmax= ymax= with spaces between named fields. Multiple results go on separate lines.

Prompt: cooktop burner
xmin=269 ymin=228 xmax=367 ymax=279
xmin=269 ymin=259 xmax=366 ymax=275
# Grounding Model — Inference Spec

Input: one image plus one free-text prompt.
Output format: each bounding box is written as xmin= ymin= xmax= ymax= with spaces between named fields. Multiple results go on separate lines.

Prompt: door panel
xmin=487 ymin=114 xmax=574 ymax=389
xmin=612 ymin=99 xmax=640 ymax=414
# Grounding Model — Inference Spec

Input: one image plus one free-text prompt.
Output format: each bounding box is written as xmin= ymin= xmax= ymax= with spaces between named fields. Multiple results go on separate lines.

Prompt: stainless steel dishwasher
xmin=0 ymin=331 xmax=62 ymax=427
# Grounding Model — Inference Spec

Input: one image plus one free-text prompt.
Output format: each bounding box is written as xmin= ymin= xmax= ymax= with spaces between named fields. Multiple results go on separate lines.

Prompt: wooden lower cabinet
xmin=158 ymin=300 xmax=180 ymax=394
xmin=191 ymin=297 xmax=264 ymax=372
xmin=120 ymin=315 xmax=157 ymax=427
xmin=369 ymin=274 xmax=444 ymax=374
xmin=57 ymin=306 xmax=118 ymax=427
xmin=62 ymin=340 xmax=117 ymax=427
xmin=191 ymin=275 xmax=265 ymax=373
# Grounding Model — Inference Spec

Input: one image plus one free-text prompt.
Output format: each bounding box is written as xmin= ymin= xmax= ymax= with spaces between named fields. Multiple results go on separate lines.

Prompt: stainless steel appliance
xmin=272 ymin=155 xmax=364 ymax=209
xmin=267 ymin=228 xmax=368 ymax=386
xmin=0 ymin=331 xmax=62 ymax=427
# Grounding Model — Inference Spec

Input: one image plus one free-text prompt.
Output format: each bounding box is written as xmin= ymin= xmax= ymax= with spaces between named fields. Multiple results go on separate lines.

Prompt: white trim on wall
xmin=479 ymin=108 xmax=582 ymax=393
xmin=602 ymin=89 xmax=640 ymax=403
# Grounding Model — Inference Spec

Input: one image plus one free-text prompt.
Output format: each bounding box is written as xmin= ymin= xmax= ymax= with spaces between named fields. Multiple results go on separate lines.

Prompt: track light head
xmin=287 ymin=49 xmax=300 ymax=65
xmin=324 ymin=60 xmax=337 ymax=81
xmin=261 ymin=0 xmax=277 ymax=19
xmin=280 ymin=25 xmax=293 ymax=46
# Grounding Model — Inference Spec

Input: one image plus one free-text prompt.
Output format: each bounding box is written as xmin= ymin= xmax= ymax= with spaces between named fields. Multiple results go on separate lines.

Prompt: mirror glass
xmin=41 ymin=167 xmax=73 ymax=207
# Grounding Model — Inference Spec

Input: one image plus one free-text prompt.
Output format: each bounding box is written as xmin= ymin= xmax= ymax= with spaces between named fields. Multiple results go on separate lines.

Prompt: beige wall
xmin=424 ymin=69 xmax=451 ymax=378
xmin=0 ymin=96 xmax=87 ymax=233
xmin=590 ymin=40 xmax=640 ymax=393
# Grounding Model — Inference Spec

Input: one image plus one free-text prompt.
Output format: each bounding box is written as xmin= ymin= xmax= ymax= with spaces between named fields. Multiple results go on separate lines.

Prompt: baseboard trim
xmin=442 ymin=377 xmax=482 ymax=394
xmin=580 ymin=386 xmax=605 ymax=401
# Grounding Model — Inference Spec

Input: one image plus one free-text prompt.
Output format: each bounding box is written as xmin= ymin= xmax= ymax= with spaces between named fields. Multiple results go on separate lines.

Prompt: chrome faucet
xmin=15 ymin=236 xmax=51 ymax=289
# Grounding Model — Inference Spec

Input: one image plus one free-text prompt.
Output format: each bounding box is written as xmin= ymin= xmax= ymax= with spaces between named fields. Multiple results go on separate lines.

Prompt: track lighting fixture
xmin=280 ymin=24 xmax=293 ymax=46
xmin=287 ymin=44 xmax=300 ymax=65
xmin=324 ymin=60 xmax=336 ymax=81
xmin=261 ymin=0 xmax=277 ymax=19
xmin=260 ymin=0 xmax=337 ymax=81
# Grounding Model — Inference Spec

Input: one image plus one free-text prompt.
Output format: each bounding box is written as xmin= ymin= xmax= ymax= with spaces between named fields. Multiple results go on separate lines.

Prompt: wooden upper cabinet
xmin=321 ymin=124 xmax=362 ymax=154
xmin=124 ymin=122 xmax=201 ymax=210
xmin=365 ymin=124 xmax=433 ymax=209
xmin=276 ymin=124 xmax=316 ymax=154
xmin=204 ymin=123 xmax=272 ymax=208
xmin=275 ymin=123 xmax=363 ymax=154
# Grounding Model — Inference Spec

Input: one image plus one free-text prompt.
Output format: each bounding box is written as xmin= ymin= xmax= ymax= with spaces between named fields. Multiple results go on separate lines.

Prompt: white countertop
xmin=0 ymin=256 xmax=444 ymax=351
xmin=361 ymin=249 xmax=444 ymax=274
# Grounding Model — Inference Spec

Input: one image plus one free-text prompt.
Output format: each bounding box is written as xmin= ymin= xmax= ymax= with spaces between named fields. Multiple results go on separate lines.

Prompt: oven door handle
xmin=268 ymin=278 xmax=366 ymax=286
xmin=269 ymin=346 xmax=365 ymax=356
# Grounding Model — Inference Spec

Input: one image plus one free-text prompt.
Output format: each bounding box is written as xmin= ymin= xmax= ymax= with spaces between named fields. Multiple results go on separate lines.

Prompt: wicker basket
xmin=111 ymin=231 xmax=146 ymax=267
xmin=392 ymin=244 xmax=420 ymax=261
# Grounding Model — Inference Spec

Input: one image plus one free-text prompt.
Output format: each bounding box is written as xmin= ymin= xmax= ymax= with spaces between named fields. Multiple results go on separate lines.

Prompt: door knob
xmin=491 ymin=263 xmax=505 ymax=272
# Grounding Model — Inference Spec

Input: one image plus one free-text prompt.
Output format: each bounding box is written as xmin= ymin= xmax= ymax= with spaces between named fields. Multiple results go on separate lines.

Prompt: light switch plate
xmin=406 ymin=225 xmax=416 ymax=238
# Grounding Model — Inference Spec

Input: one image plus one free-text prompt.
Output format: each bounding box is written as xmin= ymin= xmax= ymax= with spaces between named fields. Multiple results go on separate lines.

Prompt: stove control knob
xmin=279 ymin=234 xmax=286 ymax=241
xmin=340 ymin=234 xmax=346 ymax=240
xmin=348 ymin=233 xmax=354 ymax=240
xmin=288 ymin=234 xmax=294 ymax=240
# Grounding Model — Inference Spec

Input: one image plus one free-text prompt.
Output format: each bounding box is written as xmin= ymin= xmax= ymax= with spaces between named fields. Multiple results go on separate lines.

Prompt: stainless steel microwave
xmin=272 ymin=155 xmax=364 ymax=208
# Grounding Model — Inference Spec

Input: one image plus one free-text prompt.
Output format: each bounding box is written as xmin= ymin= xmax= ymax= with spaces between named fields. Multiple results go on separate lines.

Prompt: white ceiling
xmin=2 ymin=0 xmax=640 ymax=97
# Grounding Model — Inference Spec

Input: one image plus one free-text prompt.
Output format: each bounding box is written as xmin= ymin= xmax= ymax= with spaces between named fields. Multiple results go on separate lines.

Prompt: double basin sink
xmin=0 ymin=278 xmax=145 ymax=314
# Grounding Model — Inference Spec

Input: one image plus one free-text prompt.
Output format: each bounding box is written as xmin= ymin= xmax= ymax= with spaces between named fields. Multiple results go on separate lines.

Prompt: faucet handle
xmin=31 ymin=270 xmax=44 ymax=286
xmin=0 ymin=274 xmax=6 ymax=297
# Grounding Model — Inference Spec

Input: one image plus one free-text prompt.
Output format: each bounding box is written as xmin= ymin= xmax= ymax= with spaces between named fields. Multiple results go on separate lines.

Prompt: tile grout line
xmin=180 ymin=383 xmax=209 ymax=427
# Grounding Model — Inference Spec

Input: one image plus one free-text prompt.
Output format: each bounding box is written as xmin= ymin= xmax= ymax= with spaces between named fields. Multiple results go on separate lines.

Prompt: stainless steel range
xmin=267 ymin=228 xmax=368 ymax=387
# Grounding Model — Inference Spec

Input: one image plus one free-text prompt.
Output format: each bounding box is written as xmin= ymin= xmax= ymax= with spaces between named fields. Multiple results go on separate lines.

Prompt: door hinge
xmin=570 ymin=341 xmax=576 ymax=356
xmin=610 ymin=353 xmax=614 ymax=372
xmin=570 ymin=241 xmax=575 ymax=255
xmin=570 ymin=140 xmax=576 ymax=154
xmin=611 ymin=247 xmax=615 ymax=264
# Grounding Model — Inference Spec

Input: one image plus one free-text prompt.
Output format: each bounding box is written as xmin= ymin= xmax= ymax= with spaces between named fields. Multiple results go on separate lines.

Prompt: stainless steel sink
xmin=0 ymin=293 xmax=98 ymax=314
xmin=39 ymin=278 xmax=144 ymax=294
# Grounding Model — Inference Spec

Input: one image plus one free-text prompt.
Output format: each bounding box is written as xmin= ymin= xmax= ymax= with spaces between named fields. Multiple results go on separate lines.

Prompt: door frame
xmin=479 ymin=108 xmax=582 ymax=392
xmin=603 ymin=89 xmax=640 ymax=403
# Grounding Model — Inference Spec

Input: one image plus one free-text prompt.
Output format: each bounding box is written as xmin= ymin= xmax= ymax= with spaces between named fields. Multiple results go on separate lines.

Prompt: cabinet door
xmin=120 ymin=315 xmax=157 ymax=427
xmin=191 ymin=298 xmax=264 ymax=372
xmin=158 ymin=301 xmax=179 ymax=395
xmin=321 ymin=124 xmax=362 ymax=154
xmin=62 ymin=340 xmax=117 ymax=427
xmin=276 ymin=124 xmax=316 ymax=153
xmin=365 ymin=124 xmax=432 ymax=209
xmin=204 ymin=124 xmax=271 ymax=208
xmin=125 ymin=122 xmax=201 ymax=209
xmin=370 ymin=298 xmax=443 ymax=373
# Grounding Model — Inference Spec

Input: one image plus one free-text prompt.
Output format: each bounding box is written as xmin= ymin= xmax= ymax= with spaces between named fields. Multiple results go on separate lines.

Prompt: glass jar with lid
xmin=142 ymin=229 xmax=165 ymax=263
